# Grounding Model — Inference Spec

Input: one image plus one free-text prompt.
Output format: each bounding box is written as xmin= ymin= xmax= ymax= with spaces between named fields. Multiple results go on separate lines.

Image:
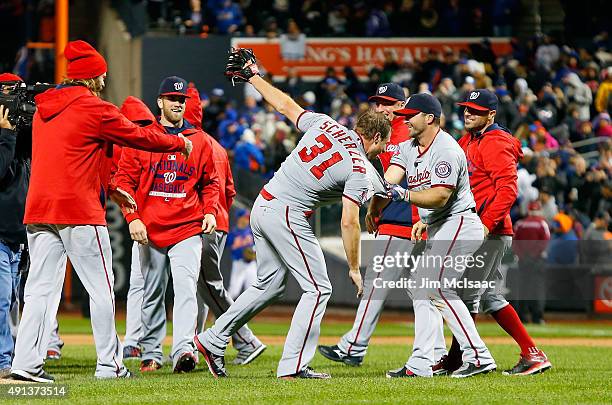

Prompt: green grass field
xmin=2 ymin=313 xmax=611 ymax=405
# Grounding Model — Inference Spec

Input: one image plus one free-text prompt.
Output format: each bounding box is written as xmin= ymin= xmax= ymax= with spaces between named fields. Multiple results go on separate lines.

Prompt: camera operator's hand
xmin=0 ymin=105 xmax=15 ymax=130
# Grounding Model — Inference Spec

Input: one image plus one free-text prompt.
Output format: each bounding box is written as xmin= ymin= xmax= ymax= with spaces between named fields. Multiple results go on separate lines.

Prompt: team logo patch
xmin=378 ymin=86 xmax=387 ymax=93
xmin=435 ymin=161 xmax=452 ymax=178
xmin=469 ymin=91 xmax=480 ymax=100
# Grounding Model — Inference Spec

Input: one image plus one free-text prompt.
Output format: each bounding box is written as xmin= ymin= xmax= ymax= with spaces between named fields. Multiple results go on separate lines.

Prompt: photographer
xmin=0 ymin=73 xmax=28 ymax=378
xmin=10 ymin=40 xmax=192 ymax=383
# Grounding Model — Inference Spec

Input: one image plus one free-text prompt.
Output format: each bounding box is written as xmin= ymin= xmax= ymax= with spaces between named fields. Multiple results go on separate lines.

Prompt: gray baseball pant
xmin=406 ymin=214 xmax=495 ymax=376
xmin=123 ymin=242 xmax=144 ymax=348
xmin=337 ymin=234 xmax=447 ymax=361
xmin=139 ymin=235 xmax=201 ymax=368
xmin=13 ymin=224 xmax=126 ymax=378
xmin=199 ymin=196 xmax=332 ymax=377
xmin=196 ymin=231 xmax=262 ymax=352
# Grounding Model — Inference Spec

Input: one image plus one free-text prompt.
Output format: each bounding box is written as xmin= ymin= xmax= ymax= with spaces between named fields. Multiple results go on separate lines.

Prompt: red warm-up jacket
xmin=99 ymin=96 xmax=158 ymax=194
xmin=112 ymin=119 xmax=220 ymax=248
xmin=24 ymin=86 xmax=185 ymax=226
xmin=458 ymin=123 xmax=523 ymax=235
xmin=184 ymin=87 xmax=236 ymax=233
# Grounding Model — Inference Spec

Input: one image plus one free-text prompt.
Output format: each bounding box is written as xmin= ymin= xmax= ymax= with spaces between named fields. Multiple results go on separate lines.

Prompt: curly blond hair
xmin=60 ymin=77 xmax=104 ymax=96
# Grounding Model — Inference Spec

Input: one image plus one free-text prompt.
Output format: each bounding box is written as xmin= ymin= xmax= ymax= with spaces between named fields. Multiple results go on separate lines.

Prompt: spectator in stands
xmin=535 ymin=35 xmax=560 ymax=71
xmin=562 ymin=72 xmax=593 ymax=121
xmin=282 ymin=67 xmax=304 ymax=99
xmin=365 ymin=5 xmax=391 ymax=37
xmin=595 ymin=67 xmax=612 ymax=114
xmin=215 ymin=0 xmax=242 ymax=34
xmin=547 ymin=213 xmax=579 ymax=265
xmin=581 ymin=211 xmax=612 ymax=264
xmin=280 ymin=19 xmax=306 ymax=60
xmin=513 ymin=201 xmax=550 ymax=324
xmin=233 ymin=129 xmax=264 ymax=173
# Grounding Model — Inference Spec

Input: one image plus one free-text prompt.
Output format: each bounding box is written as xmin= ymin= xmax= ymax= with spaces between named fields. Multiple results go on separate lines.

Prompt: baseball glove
xmin=225 ymin=47 xmax=260 ymax=85
xmin=242 ymin=247 xmax=257 ymax=262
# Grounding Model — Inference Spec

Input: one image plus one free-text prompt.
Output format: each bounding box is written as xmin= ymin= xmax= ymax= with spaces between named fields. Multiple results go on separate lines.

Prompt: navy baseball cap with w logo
xmin=158 ymin=76 xmax=190 ymax=98
xmin=368 ymin=83 xmax=405 ymax=103
xmin=457 ymin=89 xmax=498 ymax=111
xmin=394 ymin=93 xmax=442 ymax=118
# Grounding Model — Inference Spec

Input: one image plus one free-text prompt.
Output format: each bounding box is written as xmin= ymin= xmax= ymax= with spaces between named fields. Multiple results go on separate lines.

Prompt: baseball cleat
xmin=432 ymin=354 xmax=462 ymax=376
xmin=451 ymin=362 xmax=497 ymax=378
xmin=11 ymin=369 xmax=55 ymax=383
xmin=123 ymin=345 xmax=142 ymax=360
xmin=318 ymin=345 xmax=363 ymax=367
xmin=194 ymin=336 xmax=227 ymax=378
xmin=386 ymin=366 xmax=420 ymax=379
xmin=279 ymin=367 xmax=331 ymax=380
xmin=503 ymin=350 xmax=552 ymax=376
xmin=233 ymin=343 xmax=267 ymax=365
xmin=46 ymin=349 xmax=61 ymax=360
xmin=96 ymin=368 xmax=133 ymax=380
xmin=139 ymin=359 xmax=162 ymax=372
xmin=174 ymin=352 xmax=198 ymax=373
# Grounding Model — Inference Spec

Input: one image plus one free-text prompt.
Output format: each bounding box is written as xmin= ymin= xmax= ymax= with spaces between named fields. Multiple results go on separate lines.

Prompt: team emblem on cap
xmin=174 ymin=82 xmax=184 ymax=91
xmin=435 ymin=161 xmax=452 ymax=178
xmin=469 ymin=91 xmax=480 ymax=100
xmin=379 ymin=86 xmax=387 ymax=93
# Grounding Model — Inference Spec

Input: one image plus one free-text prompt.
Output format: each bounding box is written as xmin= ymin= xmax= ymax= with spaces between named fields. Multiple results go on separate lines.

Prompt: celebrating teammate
xmin=10 ymin=40 xmax=191 ymax=383
xmin=432 ymin=89 xmax=550 ymax=376
xmin=194 ymin=48 xmax=390 ymax=379
xmin=319 ymin=83 xmax=444 ymax=366
xmin=380 ymin=93 xmax=496 ymax=378
xmin=112 ymin=76 xmax=219 ymax=373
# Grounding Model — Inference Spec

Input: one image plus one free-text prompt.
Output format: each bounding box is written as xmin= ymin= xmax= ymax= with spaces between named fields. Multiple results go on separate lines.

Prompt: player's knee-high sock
xmin=447 ymin=312 xmax=477 ymax=363
xmin=492 ymin=304 xmax=538 ymax=355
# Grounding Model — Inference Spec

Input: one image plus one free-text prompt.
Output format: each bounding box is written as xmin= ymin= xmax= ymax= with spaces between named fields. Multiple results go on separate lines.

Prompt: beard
xmin=162 ymin=107 xmax=184 ymax=125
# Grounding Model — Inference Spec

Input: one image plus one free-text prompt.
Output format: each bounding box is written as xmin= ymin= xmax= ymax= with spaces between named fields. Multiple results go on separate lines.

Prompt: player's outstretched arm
xmin=248 ymin=75 xmax=304 ymax=126
xmin=224 ymin=47 xmax=304 ymax=126
xmin=341 ymin=197 xmax=364 ymax=298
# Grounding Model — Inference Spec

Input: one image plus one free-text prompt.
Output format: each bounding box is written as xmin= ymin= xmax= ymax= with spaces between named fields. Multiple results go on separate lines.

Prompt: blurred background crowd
xmin=1 ymin=0 xmax=610 ymax=249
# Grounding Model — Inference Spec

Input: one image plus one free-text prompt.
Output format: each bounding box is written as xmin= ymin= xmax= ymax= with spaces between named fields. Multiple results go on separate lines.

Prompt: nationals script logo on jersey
xmin=407 ymin=168 xmax=431 ymax=188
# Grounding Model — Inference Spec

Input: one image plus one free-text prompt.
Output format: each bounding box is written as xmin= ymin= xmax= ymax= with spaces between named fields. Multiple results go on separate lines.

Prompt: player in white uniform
xmin=369 ymin=94 xmax=496 ymax=378
xmin=194 ymin=48 xmax=390 ymax=379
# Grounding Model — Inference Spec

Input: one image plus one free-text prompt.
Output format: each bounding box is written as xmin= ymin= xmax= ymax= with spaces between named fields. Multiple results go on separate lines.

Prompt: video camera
xmin=0 ymin=81 xmax=55 ymax=130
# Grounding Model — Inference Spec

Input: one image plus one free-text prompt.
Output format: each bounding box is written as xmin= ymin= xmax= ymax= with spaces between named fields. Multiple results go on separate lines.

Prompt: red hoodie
xmin=112 ymin=119 xmax=220 ymax=248
xmin=185 ymin=87 xmax=236 ymax=233
xmin=458 ymin=123 xmax=523 ymax=235
xmin=25 ymin=86 xmax=185 ymax=226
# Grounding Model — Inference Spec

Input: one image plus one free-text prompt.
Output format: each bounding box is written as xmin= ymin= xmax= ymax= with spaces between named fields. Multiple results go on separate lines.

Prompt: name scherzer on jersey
xmin=389 ymin=129 xmax=476 ymax=225
xmin=264 ymin=111 xmax=379 ymax=209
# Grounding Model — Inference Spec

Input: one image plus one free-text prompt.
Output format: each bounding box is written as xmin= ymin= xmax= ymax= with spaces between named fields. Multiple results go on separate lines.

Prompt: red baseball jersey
xmin=458 ymin=123 xmax=523 ymax=235
xmin=207 ymin=134 xmax=235 ymax=233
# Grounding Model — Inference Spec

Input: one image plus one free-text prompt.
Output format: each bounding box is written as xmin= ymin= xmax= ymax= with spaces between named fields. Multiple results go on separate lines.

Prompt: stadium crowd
xmin=193 ymin=32 xmax=612 ymax=247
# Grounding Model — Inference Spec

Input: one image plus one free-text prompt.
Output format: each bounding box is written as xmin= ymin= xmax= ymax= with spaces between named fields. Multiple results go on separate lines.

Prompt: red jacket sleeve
xmin=199 ymin=137 xmax=220 ymax=216
xmin=111 ymin=147 xmax=143 ymax=223
xmin=225 ymin=156 xmax=236 ymax=211
xmin=99 ymin=105 xmax=185 ymax=153
xmin=478 ymin=135 xmax=519 ymax=232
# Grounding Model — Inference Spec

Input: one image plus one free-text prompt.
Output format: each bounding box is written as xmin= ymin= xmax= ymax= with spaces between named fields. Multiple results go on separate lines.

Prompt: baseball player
xmin=113 ymin=76 xmax=219 ymax=373
xmin=10 ymin=40 xmax=191 ymax=383
xmin=227 ymin=209 xmax=258 ymax=299
xmin=431 ymin=89 xmax=551 ymax=376
xmin=117 ymin=96 xmax=158 ymax=360
xmin=380 ymin=93 xmax=496 ymax=378
xmin=194 ymin=48 xmax=390 ymax=379
xmin=184 ymin=87 xmax=266 ymax=365
xmin=318 ymin=83 xmax=445 ymax=366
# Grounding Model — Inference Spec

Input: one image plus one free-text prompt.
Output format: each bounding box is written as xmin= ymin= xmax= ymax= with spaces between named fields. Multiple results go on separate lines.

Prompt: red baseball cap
xmin=0 ymin=73 xmax=23 ymax=83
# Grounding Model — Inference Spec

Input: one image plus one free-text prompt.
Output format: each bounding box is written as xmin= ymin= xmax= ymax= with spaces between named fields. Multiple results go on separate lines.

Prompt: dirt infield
xmin=59 ymin=334 xmax=612 ymax=347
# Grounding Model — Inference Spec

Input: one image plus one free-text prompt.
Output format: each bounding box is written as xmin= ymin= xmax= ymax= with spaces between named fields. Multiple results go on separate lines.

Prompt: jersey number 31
xmin=298 ymin=134 xmax=343 ymax=180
